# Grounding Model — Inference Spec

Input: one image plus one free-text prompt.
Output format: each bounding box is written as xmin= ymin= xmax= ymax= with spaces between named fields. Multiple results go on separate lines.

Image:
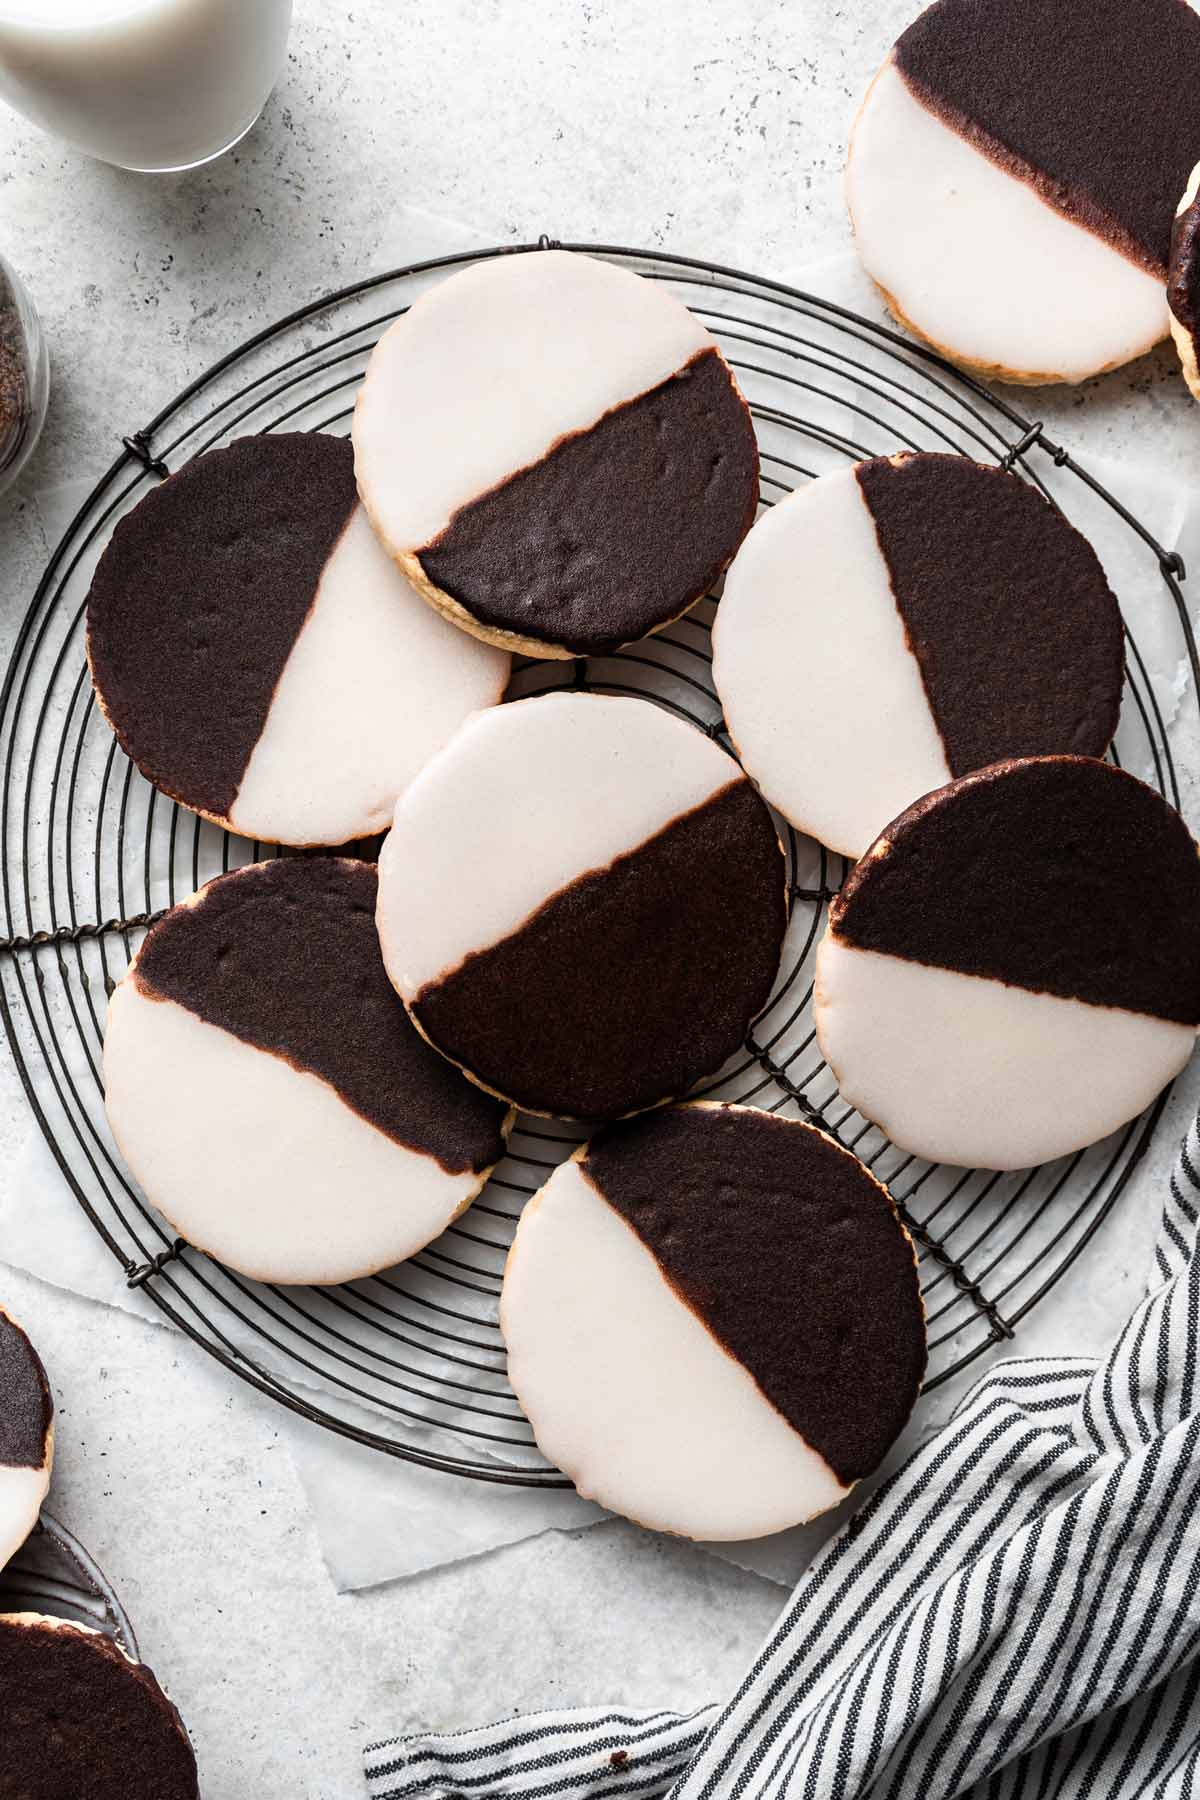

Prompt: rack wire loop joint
xmin=121 ymin=430 xmax=170 ymax=480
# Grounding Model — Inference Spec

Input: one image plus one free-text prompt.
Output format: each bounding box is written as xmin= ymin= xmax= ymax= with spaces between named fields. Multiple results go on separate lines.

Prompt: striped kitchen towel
xmin=364 ymin=1116 xmax=1200 ymax=1799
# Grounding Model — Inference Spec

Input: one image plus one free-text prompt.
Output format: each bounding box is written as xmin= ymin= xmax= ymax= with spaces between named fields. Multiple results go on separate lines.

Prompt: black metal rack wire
xmin=0 ymin=1512 xmax=138 ymax=1656
xmin=0 ymin=241 xmax=1194 ymax=1487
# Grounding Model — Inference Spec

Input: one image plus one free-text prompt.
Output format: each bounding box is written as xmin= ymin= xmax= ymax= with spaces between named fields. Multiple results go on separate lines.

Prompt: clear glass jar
xmin=0 ymin=252 xmax=49 ymax=496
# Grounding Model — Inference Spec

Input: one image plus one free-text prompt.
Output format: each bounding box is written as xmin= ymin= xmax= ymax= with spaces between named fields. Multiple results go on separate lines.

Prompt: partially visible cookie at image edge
xmin=0 ymin=1308 xmax=52 ymax=1574
xmin=0 ymin=1613 xmax=199 ymax=1800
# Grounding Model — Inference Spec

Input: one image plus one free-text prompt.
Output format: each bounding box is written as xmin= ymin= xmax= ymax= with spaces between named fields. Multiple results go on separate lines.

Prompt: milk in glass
xmin=0 ymin=0 xmax=293 ymax=171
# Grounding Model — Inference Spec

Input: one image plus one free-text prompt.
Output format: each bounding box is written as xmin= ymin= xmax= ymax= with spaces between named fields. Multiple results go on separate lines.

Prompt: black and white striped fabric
xmin=364 ymin=1116 xmax=1200 ymax=1800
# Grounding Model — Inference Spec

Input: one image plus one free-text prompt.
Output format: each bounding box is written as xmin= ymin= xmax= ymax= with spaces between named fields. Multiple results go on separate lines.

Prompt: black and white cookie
xmin=104 ymin=858 xmax=513 ymax=1284
xmin=713 ymin=454 xmax=1124 ymax=859
xmin=846 ymin=0 xmax=1200 ymax=382
xmin=815 ymin=758 xmax=1200 ymax=1170
xmin=376 ymin=692 xmax=787 ymax=1120
xmin=0 ymin=1310 xmax=52 ymax=1572
xmin=353 ymin=249 xmax=759 ymax=658
xmin=86 ymin=434 xmax=508 ymax=847
xmin=0 ymin=1614 xmax=199 ymax=1799
xmin=1169 ymin=162 xmax=1200 ymax=402
xmin=501 ymin=1103 xmax=925 ymax=1539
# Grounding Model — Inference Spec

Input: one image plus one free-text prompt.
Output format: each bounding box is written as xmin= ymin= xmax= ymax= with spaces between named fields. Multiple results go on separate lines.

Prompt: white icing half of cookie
xmin=847 ymin=60 xmax=1167 ymax=382
xmin=714 ymin=468 xmax=950 ymax=858
xmin=104 ymin=982 xmax=489 ymax=1285
xmin=0 ymin=1467 xmax=49 ymax=1573
xmin=354 ymin=250 xmax=713 ymax=551
xmin=377 ymin=692 xmax=739 ymax=997
xmin=815 ymin=938 xmax=1194 ymax=1170
xmin=502 ymin=1158 xmax=848 ymax=1538
xmin=228 ymin=505 xmax=508 ymax=846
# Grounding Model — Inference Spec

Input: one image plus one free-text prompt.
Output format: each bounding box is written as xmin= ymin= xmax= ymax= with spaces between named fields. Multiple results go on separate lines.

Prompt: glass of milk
xmin=0 ymin=0 xmax=294 ymax=173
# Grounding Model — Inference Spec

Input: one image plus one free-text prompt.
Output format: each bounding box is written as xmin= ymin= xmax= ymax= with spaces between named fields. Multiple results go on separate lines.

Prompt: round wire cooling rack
xmin=0 ymin=240 xmax=1196 ymax=1489
xmin=0 ymin=1512 xmax=138 ymax=1656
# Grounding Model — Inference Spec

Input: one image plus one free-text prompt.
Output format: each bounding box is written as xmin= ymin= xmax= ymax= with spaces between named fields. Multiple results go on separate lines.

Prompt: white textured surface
xmin=103 ymin=981 xmax=490 ymax=1285
xmin=355 ymin=249 xmax=711 ymax=550
xmin=377 ymin=692 xmax=737 ymax=994
xmin=229 ymin=504 xmax=508 ymax=846
xmin=503 ymin=1158 xmax=847 ymax=1540
xmin=815 ymin=938 xmax=1197 ymax=1171
xmin=847 ymin=60 xmax=1168 ymax=382
xmin=714 ymin=466 xmax=950 ymax=857
xmin=1 ymin=3 xmax=1200 ymax=1796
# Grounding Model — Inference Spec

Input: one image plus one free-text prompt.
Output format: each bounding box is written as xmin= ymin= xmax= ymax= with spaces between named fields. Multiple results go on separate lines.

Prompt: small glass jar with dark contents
xmin=0 ymin=252 xmax=49 ymax=497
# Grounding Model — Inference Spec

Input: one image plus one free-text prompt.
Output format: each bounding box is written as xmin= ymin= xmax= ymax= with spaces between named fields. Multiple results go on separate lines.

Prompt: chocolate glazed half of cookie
xmin=132 ymin=859 xmax=508 ymax=1169
xmin=832 ymin=758 xmax=1200 ymax=1020
xmin=853 ymin=454 xmax=1124 ymax=775
xmin=417 ymin=348 xmax=759 ymax=657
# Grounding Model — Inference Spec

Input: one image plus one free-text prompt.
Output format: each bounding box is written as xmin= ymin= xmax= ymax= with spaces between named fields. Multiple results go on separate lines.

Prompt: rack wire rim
xmin=0 ymin=239 xmax=1192 ymax=1488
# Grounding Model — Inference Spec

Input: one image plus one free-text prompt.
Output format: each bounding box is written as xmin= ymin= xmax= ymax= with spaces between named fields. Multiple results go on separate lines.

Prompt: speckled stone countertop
xmin=1 ymin=4 xmax=1199 ymax=1795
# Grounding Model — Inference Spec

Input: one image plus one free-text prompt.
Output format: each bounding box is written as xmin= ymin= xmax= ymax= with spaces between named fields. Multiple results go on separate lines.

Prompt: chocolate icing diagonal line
xmin=853 ymin=454 xmax=1123 ymax=779
xmin=893 ymin=0 xmax=1200 ymax=276
xmin=416 ymin=347 xmax=759 ymax=655
xmin=579 ymin=1108 xmax=925 ymax=1487
xmin=832 ymin=759 xmax=1200 ymax=1025
xmin=132 ymin=860 xmax=509 ymax=1174
xmin=412 ymin=779 xmax=786 ymax=1121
